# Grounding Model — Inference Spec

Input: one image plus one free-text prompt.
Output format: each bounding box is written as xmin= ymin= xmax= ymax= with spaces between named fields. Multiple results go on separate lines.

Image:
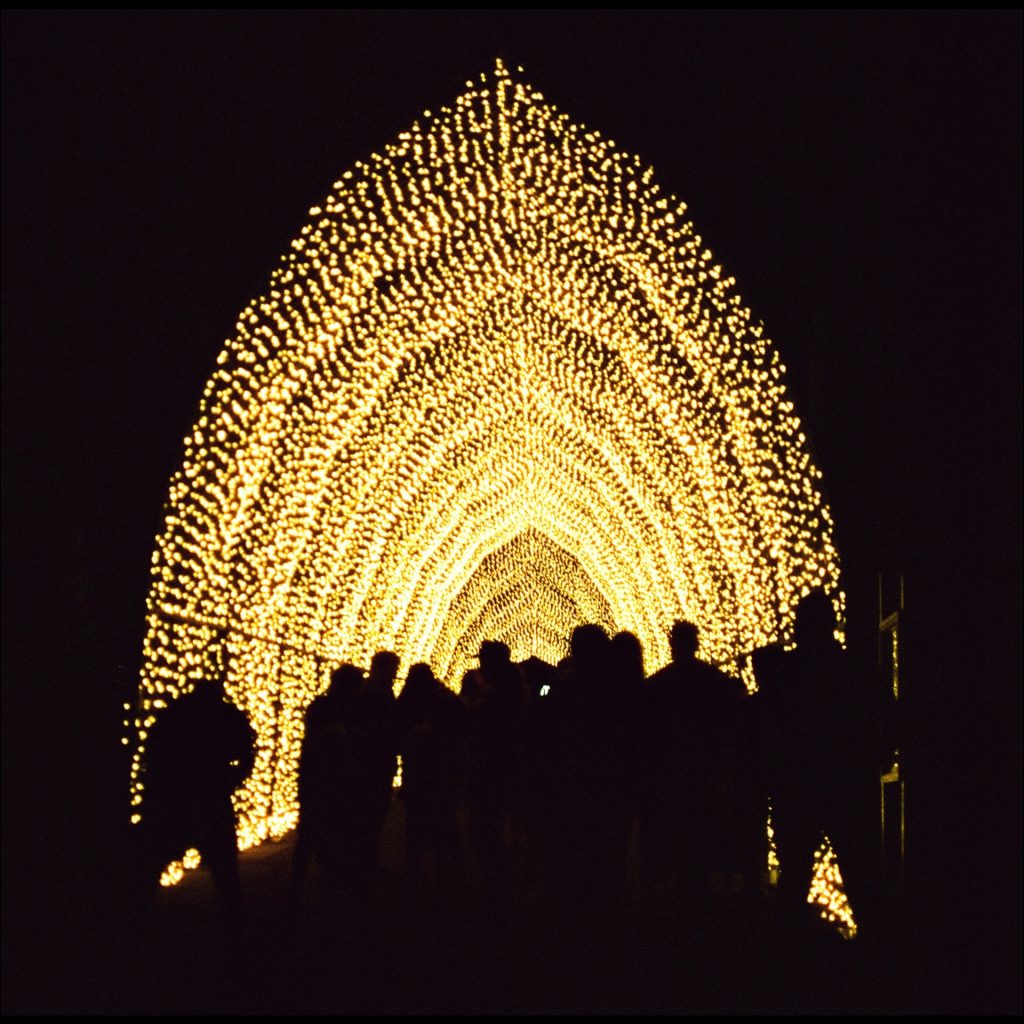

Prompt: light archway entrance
xmin=129 ymin=63 xmax=842 ymax=886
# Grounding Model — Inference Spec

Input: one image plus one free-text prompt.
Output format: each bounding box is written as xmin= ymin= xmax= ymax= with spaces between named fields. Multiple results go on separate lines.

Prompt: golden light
xmin=809 ymin=838 xmax=857 ymax=939
xmin=131 ymin=61 xmax=844 ymax=904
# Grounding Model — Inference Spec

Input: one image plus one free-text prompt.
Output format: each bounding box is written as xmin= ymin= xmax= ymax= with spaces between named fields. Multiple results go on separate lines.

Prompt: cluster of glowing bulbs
xmin=808 ymin=837 xmax=858 ymax=939
xmin=131 ymin=60 xmax=848 ymax=924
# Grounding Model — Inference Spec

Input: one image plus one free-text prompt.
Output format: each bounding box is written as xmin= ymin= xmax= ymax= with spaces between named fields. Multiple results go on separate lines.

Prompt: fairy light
xmin=159 ymin=860 xmax=184 ymax=888
xmin=766 ymin=802 xmax=781 ymax=886
xmin=132 ymin=62 xmax=843 ymax=890
xmin=809 ymin=837 xmax=857 ymax=939
xmin=764 ymin=807 xmax=857 ymax=938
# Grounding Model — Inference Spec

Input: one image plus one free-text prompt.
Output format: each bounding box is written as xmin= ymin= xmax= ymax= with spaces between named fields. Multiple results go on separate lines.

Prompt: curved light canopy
xmin=129 ymin=61 xmax=842 ymax=853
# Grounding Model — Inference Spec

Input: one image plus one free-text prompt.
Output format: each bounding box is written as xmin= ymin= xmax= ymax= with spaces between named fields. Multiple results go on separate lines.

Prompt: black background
xmin=3 ymin=10 xmax=1020 ymax=1010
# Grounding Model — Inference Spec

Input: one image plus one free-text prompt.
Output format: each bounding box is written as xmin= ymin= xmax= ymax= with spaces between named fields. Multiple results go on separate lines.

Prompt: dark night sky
xmin=3 ymin=10 xmax=1020 ymax=1005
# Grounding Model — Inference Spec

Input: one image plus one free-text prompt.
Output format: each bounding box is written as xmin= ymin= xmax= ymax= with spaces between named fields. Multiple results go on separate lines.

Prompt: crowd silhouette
xmin=140 ymin=590 xmax=890 ymax=958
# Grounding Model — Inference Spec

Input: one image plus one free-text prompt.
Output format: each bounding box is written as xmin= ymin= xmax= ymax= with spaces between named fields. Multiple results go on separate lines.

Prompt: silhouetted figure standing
xmin=542 ymin=624 xmax=618 ymax=918
xmin=641 ymin=621 xmax=746 ymax=912
xmin=518 ymin=655 xmax=557 ymax=855
xmin=767 ymin=591 xmax=882 ymax=934
xmin=604 ymin=631 xmax=646 ymax=894
xmin=292 ymin=663 xmax=369 ymax=907
xmin=519 ymin=655 xmax=557 ymax=700
xmin=465 ymin=640 xmax=530 ymax=898
xmin=610 ymin=631 xmax=645 ymax=696
xmin=459 ymin=666 xmax=485 ymax=709
xmin=140 ymin=676 xmax=255 ymax=916
xmin=397 ymin=663 xmax=466 ymax=896
xmin=749 ymin=642 xmax=788 ymax=893
xmin=355 ymin=650 xmax=401 ymax=870
xmin=728 ymin=652 xmax=773 ymax=897
xmin=529 ymin=652 xmax=574 ymax=909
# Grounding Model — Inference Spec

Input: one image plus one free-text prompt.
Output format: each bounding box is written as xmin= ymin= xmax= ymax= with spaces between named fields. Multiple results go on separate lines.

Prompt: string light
xmin=132 ymin=61 xmax=844 ymax=907
xmin=809 ymin=837 xmax=857 ymax=939
xmin=766 ymin=801 xmax=781 ymax=886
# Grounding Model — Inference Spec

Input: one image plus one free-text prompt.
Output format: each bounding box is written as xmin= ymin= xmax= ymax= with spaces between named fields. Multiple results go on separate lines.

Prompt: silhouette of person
xmin=727 ymin=652 xmax=772 ymax=897
xmin=519 ymin=655 xmax=557 ymax=700
xmin=641 ymin=620 xmax=746 ymax=911
xmin=140 ymin=674 xmax=255 ymax=916
xmin=291 ymin=663 xmax=368 ymax=905
xmin=517 ymin=654 xmax=558 ymax=859
xmin=545 ymin=623 xmax=618 ymax=917
xmin=465 ymin=640 xmax=530 ymax=897
xmin=610 ymin=630 xmax=645 ymax=697
xmin=459 ymin=666 xmax=485 ymax=708
xmin=529 ymin=649 xmax=576 ymax=911
xmin=355 ymin=650 xmax=401 ymax=869
xmin=750 ymin=641 xmax=789 ymax=893
xmin=396 ymin=663 xmax=466 ymax=894
xmin=608 ymin=630 xmax=646 ymax=880
xmin=766 ymin=591 xmax=883 ymax=933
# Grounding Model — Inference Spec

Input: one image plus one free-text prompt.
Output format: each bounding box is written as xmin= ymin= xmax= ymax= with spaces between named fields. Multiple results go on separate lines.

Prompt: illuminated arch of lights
xmin=130 ymin=60 xmax=848 ymax=926
xmin=439 ymin=528 xmax=617 ymax=677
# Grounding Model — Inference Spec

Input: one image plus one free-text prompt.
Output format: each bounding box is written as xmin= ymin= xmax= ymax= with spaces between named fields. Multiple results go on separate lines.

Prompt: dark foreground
xmin=8 ymin=798 xmax=939 ymax=1016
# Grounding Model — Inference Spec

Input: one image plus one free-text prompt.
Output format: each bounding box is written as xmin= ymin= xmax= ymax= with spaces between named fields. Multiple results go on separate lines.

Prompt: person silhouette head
xmin=402 ymin=662 xmax=438 ymax=703
xmin=669 ymin=620 xmax=699 ymax=663
xmin=793 ymin=590 xmax=837 ymax=651
xmin=328 ymin=663 xmax=364 ymax=703
xmin=369 ymin=650 xmax=400 ymax=690
xmin=478 ymin=639 xmax=512 ymax=678
xmin=611 ymin=630 xmax=644 ymax=680
xmin=570 ymin=623 xmax=608 ymax=662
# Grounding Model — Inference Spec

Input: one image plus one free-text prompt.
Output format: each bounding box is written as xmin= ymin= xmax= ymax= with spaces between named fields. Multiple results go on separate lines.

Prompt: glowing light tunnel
xmin=130 ymin=61 xmax=842 ymax=862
